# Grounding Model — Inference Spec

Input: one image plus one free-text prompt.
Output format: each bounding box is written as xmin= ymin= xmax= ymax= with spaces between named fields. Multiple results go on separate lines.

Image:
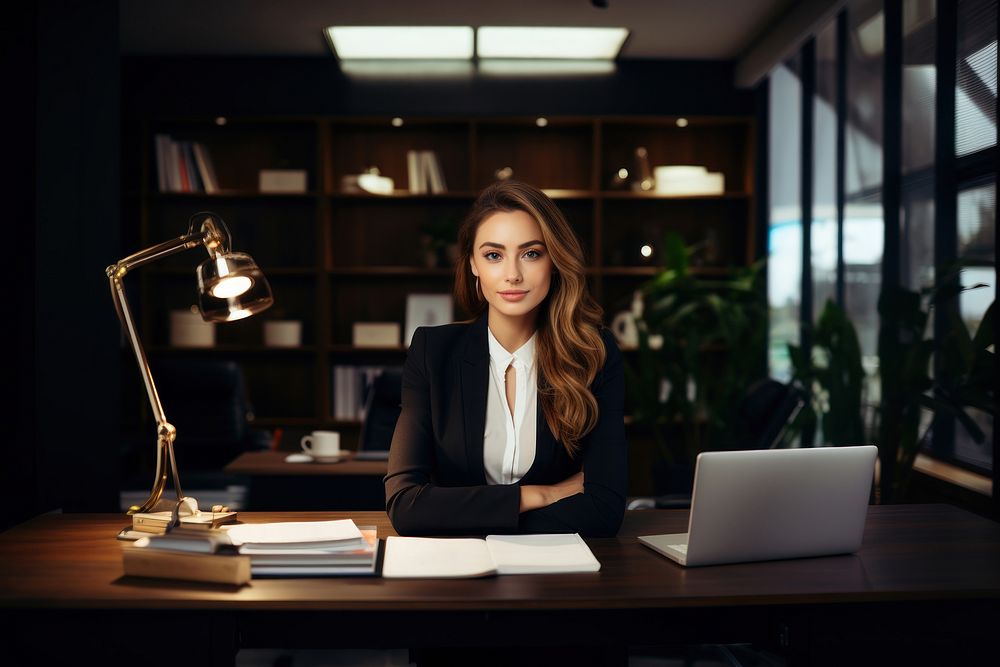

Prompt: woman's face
xmin=469 ymin=209 xmax=553 ymax=326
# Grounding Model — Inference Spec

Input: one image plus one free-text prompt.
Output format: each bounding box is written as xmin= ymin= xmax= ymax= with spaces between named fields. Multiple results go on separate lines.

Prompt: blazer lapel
xmin=460 ymin=313 xmax=489 ymax=485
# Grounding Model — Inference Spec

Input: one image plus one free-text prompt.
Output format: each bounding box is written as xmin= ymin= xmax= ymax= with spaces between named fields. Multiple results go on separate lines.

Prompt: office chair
xmin=356 ymin=367 xmax=403 ymax=460
xmin=150 ymin=359 xmax=272 ymax=475
xmin=628 ymin=378 xmax=806 ymax=510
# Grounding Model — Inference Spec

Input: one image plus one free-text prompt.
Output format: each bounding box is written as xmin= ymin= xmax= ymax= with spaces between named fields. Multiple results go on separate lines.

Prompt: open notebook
xmin=382 ymin=533 xmax=600 ymax=578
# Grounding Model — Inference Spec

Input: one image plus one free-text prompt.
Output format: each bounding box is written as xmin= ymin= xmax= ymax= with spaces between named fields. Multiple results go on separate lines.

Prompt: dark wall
xmin=2 ymin=3 xmax=40 ymax=530
xmin=10 ymin=0 xmax=121 ymax=526
xmin=121 ymin=57 xmax=754 ymax=118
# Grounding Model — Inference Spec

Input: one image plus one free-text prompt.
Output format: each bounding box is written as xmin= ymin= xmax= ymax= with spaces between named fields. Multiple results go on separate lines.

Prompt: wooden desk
xmin=1 ymin=505 xmax=997 ymax=666
xmin=224 ymin=450 xmax=388 ymax=511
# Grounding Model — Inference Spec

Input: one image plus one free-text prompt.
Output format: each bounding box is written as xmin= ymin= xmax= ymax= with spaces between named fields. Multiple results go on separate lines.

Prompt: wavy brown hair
xmin=455 ymin=180 xmax=606 ymax=457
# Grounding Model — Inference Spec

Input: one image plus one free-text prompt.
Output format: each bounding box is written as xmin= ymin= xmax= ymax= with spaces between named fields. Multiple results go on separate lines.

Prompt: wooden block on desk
xmin=121 ymin=544 xmax=251 ymax=585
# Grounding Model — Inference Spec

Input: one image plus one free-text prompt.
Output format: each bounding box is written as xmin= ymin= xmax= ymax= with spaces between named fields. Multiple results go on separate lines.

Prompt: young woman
xmin=384 ymin=180 xmax=627 ymax=537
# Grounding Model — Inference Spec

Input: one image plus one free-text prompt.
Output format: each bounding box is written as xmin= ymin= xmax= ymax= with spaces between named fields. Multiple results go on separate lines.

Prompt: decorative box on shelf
xmin=352 ymin=322 xmax=401 ymax=348
xmin=259 ymin=169 xmax=308 ymax=193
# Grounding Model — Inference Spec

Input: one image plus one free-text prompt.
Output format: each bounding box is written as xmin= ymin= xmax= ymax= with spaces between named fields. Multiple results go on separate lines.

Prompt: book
xmin=121 ymin=542 xmax=250 ymax=585
xmin=154 ymin=134 xmax=170 ymax=192
xmin=332 ymin=364 xmax=384 ymax=420
xmin=192 ymin=142 xmax=219 ymax=193
xmin=181 ymin=141 xmax=203 ymax=192
xmin=176 ymin=141 xmax=191 ymax=191
xmin=131 ymin=509 xmax=238 ymax=534
xmin=249 ymin=527 xmax=380 ymax=577
xmin=136 ymin=527 xmax=234 ymax=554
xmin=167 ymin=139 xmax=184 ymax=192
xmin=224 ymin=518 xmax=364 ymax=552
xmin=421 ymin=150 xmax=446 ymax=193
xmin=407 ymin=149 xmax=426 ymax=194
xmin=381 ymin=533 xmax=600 ymax=578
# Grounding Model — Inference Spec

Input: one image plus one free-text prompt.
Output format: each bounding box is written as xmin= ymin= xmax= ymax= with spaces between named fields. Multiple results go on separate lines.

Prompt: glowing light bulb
xmin=640 ymin=245 xmax=653 ymax=258
xmin=211 ymin=275 xmax=252 ymax=298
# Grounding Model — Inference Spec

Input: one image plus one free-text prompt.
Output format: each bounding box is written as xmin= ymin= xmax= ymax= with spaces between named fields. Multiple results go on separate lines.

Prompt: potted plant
xmin=876 ymin=265 xmax=995 ymax=502
xmin=787 ymin=299 xmax=867 ymax=449
xmin=419 ymin=217 xmax=459 ymax=268
xmin=786 ymin=264 xmax=994 ymax=503
xmin=623 ymin=232 xmax=767 ymax=493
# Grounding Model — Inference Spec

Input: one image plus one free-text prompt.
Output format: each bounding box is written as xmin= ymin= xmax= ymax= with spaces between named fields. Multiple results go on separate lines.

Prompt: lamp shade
xmin=197 ymin=252 xmax=274 ymax=322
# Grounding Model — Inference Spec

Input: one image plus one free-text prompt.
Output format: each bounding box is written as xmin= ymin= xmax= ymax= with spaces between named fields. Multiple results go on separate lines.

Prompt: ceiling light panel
xmin=477 ymin=27 xmax=628 ymax=60
xmin=326 ymin=26 xmax=474 ymax=59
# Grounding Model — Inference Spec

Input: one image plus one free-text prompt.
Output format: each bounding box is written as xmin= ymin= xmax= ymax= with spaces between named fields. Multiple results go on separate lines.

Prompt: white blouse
xmin=483 ymin=326 xmax=538 ymax=485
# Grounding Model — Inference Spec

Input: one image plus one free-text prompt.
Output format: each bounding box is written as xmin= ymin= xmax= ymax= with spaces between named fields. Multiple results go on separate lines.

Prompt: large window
xmin=953 ymin=0 xmax=996 ymax=471
xmin=767 ymin=0 xmax=997 ymax=474
xmin=813 ymin=22 xmax=839 ymax=320
xmin=901 ymin=0 xmax=936 ymax=293
xmin=768 ymin=59 xmax=803 ymax=381
xmin=844 ymin=1 xmax=885 ymax=364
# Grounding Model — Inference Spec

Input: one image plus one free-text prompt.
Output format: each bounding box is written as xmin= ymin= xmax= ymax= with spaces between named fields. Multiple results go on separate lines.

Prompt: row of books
xmin=154 ymin=134 xmax=220 ymax=193
xmin=406 ymin=149 xmax=447 ymax=194
xmin=121 ymin=519 xmax=380 ymax=584
xmin=332 ymin=365 xmax=387 ymax=420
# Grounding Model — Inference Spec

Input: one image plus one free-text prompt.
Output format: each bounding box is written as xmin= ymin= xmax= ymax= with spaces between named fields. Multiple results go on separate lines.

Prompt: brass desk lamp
xmin=108 ymin=212 xmax=273 ymax=516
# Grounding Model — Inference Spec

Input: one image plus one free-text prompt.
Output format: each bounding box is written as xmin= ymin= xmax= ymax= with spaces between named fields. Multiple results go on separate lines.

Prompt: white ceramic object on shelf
xmin=263 ymin=320 xmax=302 ymax=347
xmin=653 ymin=165 xmax=725 ymax=196
xmin=169 ymin=307 xmax=215 ymax=347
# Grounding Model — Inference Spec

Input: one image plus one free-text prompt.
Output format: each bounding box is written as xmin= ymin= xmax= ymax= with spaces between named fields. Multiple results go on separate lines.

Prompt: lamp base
xmin=129 ymin=495 xmax=238 ymax=534
xmin=128 ymin=495 xmax=200 ymax=517
xmin=153 ymin=496 xmax=201 ymax=516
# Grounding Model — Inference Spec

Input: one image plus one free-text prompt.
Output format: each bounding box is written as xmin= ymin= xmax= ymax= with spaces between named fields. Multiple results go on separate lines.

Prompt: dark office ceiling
xmin=119 ymin=0 xmax=796 ymax=60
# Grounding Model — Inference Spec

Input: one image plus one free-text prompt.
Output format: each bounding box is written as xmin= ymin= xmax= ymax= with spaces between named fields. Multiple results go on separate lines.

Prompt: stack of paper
xmin=224 ymin=519 xmax=379 ymax=577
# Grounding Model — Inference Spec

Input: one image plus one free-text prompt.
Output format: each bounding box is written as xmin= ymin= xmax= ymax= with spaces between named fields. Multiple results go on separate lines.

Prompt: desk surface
xmin=0 ymin=505 xmax=997 ymax=612
xmin=224 ymin=450 xmax=388 ymax=476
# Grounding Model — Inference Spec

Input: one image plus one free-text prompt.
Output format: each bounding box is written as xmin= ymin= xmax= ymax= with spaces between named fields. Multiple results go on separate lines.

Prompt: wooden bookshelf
xmin=135 ymin=115 xmax=756 ymax=445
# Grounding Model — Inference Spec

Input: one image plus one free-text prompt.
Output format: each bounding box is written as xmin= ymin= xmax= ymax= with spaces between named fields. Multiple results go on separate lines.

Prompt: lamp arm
xmin=113 ymin=231 xmax=211 ymax=275
xmin=106 ymin=231 xmax=214 ymax=515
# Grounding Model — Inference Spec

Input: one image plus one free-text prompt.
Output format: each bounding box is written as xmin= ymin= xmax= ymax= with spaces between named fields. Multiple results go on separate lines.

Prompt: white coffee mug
xmin=301 ymin=431 xmax=340 ymax=457
xmin=264 ymin=320 xmax=302 ymax=347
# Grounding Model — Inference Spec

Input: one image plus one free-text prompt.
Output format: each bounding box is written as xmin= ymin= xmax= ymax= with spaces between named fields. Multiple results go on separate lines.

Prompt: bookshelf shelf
xmin=599 ymin=191 xmax=750 ymax=200
xmin=327 ymin=267 xmax=455 ymax=277
xmin=147 ymin=345 xmax=320 ymax=354
xmin=152 ymin=190 xmax=319 ymax=199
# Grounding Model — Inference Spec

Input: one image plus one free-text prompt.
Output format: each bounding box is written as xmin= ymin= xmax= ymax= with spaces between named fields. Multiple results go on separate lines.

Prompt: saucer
xmin=310 ymin=453 xmax=351 ymax=463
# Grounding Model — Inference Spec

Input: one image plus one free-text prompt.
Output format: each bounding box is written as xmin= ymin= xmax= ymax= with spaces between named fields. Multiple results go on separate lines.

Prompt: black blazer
xmin=384 ymin=313 xmax=627 ymax=537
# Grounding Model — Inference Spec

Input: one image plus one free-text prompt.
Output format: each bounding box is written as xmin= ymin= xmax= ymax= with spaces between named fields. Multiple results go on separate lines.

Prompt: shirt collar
xmin=487 ymin=325 xmax=537 ymax=370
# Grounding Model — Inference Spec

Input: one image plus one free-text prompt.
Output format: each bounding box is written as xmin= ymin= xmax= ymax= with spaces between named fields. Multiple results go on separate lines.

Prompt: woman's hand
xmin=519 ymin=471 xmax=584 ymax=513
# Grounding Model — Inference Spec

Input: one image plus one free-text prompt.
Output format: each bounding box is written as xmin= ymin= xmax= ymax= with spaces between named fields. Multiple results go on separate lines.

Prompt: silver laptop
xmin=638 ymin=445 xmax=877 ymax=567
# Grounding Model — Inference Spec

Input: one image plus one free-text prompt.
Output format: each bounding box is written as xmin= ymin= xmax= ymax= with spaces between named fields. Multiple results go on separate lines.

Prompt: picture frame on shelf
xmin=404 ymin=294 xmax=453 ymax=347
